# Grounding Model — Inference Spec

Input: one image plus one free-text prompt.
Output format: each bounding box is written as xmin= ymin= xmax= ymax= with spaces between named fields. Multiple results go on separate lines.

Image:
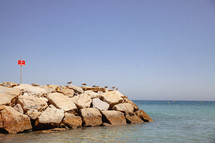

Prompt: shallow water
xmin=0 ymin=100 xmax=215 ymax=143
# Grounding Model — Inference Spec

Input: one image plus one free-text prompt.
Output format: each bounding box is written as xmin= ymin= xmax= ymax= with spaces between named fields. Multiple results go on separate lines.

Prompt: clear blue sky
xmin=0 ymin=0 xmax=215 ymax=100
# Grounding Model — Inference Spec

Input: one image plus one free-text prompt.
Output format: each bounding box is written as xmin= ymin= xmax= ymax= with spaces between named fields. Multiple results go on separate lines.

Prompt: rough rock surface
xmin=123 ymin=98 xmax=139 ymax=111
xmin=115 ymin=91 xmax=126 ymax=97
xmin=102 ymin=110 xmax=127 ymax=125
xmin=0 ymin=82 xmax=152 ymax=134
xmin=0 ymin=105 xmax=32 ymax=134
xmin=135 ymin=109 xmax=153 ymax=122
xmin=15 ymin=84 xmax=47 ymax=97
xmin=47 ymin=93 xmax=77 ymax=111
xmin=1 ymin=82 xmax=18 ymax=88
xmin=85 ymin=90 xmax=101 ymax=99
xmin=0 ymin=87 xmax=22 ymax=105
xmin=13 ymin=104 xmax=24 ymax=114
xmin=92 ymin=98 xmax=109 ymax=111
xmin=40 ymin=85 xmax=58 ymax=94
xmin=72 ymin=94 xmax=92 ymax=109
xmin=125 ymin=114 xmax=144 ymax=124
xmin=63 ymin=113 xmax=82 ymax=129
xmin=35 ymin=106 xmax=64 ymax=129
xmin=56 ymin=86 xmax=75 ymax=96
xmin=113 ymin=103 xmax=134 ymax=114
xmin=80 ymin=108 xmax=102 ymax=127
xmin=26 ymin=109 xmax=42 ymax=120
xmin=67 ymin=85 xmax=84 ymax=93
xmin=101 ymin=91 xmax=123 ymax=105
xmin=82 ymin=86 xmax=106 ymax=92
xmin=18 ymin=94 xmax=48 ymax=112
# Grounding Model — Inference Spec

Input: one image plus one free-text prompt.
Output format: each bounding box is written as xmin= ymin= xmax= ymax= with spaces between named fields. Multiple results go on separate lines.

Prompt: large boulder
xmin=56 ymin=86 xmax=74 ymax=97
xmin=18 ymin=94 xmax=48 ymax=112
xmin=113 ymin=103 xmax=134 ymax=114
xmin=125 ymin=114 xmax=144 ymax=124
xmin=67 ymin=85 xmax=84 ymax=94
xmin=85 ymin=90 xmax=101 ymax=99
xmin=0 ymin=87 xmax=22 ymax=105
xmin=47 ymin=93 xmax=77 ymax=111
xmin=135 ymin=109 xmax=153 ymax=122
xmin=123 ymin=98 xmax=139 ymax=111
xmin=80 ymin=108 xmax=102 ymax=127
xmin=35 ymin=105 xmax=64 ymax=129
xmin=62 ymin=113 xmax=82 ymax=129
xmin=101 ymin=110 xmax=127 ymax=125
xmin=101 ymin=91 xmax=123 ymax=106
xmin=14 ymin=84 xmax=47 ymax=97
xmin=92 ymin=98 xmax=109 ymax=111
xmin=71 ymin=94 xmax=92 ymax=109
xmin=0 ymin=105 xmax=32 ymax=134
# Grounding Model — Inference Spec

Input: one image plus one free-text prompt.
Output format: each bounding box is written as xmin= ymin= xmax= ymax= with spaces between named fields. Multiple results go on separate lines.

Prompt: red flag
xmin=18 ymin=60 xmax=25 ymax=65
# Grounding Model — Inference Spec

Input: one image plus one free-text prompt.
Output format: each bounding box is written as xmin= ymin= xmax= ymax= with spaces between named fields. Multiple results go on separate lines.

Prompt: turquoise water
xmin=0 ymin=100 xmax=215 ymax=143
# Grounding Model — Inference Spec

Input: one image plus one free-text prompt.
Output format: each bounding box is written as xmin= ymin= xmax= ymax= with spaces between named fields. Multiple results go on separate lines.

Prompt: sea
xmin=0 ymin=100 xmax=215 ymax=143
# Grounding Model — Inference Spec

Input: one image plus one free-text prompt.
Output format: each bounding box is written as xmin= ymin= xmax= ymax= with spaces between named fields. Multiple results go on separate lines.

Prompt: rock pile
xmin=0 ymin=82 xmax=152 ymax=134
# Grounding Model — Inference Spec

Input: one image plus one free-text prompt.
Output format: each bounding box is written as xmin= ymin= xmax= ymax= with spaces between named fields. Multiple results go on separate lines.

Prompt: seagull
xmin=67 ymin=81 xmax=72 ymax=84
xmin=82 ymin=83 xmax=87 ymax=86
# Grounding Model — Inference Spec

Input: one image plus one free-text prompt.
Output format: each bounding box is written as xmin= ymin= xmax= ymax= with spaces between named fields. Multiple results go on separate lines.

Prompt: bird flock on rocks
xmin=67 ymin=81 xmax=118 ymax=90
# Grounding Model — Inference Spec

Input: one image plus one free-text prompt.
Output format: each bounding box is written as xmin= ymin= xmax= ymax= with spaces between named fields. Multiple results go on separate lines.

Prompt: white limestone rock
xmin=0 ymin=87 xmax=22 ymax=105
xmin=47 ymin=93 xmax=77 ymax=111
xmin=71 ymin=93 xmax=92 ymax=109
xmin=18 ymin=94 xmax=48 ymax=112
xmin=92 ymin=98 xmax=109 ymax=111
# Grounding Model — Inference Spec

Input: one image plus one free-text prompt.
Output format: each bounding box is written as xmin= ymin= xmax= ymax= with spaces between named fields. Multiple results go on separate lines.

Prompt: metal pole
xmin=20 ymin=65 xmax=22 ymax=84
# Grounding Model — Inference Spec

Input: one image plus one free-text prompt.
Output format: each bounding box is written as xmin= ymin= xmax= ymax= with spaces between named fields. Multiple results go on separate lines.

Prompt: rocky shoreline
xmin=0 ymin=82 xmax=152 ymax=134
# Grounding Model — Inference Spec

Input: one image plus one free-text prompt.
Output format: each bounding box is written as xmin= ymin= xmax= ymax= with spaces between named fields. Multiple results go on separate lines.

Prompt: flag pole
xmin=20 ymin=64 xmax=22 ymax=84
xmin=20 ymin=58 xmax=22 ymax=84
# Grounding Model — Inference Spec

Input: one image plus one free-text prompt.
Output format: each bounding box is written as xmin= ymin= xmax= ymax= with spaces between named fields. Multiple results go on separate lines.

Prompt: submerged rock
xmin=0 ymin=105 xmax=32 ymax=134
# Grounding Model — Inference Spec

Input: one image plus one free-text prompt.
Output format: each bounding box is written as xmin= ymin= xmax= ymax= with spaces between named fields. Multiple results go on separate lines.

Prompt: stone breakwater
xmin=0 ymin=82 xmax=152 ymax=134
